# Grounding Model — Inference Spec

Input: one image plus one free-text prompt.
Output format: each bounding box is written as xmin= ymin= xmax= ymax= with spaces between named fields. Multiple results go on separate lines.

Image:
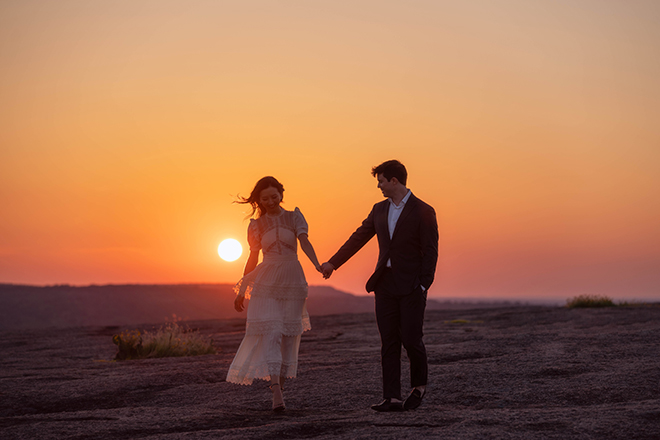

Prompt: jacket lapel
xmin=376 ymin=200 xmax=391 ymax=243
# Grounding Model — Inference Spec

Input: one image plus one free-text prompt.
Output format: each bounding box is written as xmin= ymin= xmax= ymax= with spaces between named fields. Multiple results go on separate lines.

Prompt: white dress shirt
xmin=386 ymin=190 xmax=412 ymax=267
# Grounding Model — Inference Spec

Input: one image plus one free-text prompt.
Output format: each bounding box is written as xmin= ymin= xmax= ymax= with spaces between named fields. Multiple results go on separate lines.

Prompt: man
xmin=321 ymin=160 xmax=439 ymax=412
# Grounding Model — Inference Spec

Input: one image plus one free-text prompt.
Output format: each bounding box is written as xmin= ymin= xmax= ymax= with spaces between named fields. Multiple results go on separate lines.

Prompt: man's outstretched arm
xmin=322 ymin=206 xmax=378 ymax=279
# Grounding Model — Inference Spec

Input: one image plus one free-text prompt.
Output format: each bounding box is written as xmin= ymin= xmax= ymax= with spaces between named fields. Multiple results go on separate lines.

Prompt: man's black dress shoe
xmin=403 ymin=388 xmax=425 ymax=410
xmin=371 ymin=398 xmax=404 ymax=412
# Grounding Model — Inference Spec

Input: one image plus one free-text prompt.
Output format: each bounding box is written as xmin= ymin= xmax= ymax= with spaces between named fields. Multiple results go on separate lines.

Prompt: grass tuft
xmin=112 ymin=316 xmax=216 ymax=360
xmin=566 ymin=295 xmax=615 ymax=308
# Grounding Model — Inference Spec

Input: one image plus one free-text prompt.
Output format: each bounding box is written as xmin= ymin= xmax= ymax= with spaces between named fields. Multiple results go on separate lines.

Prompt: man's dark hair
xmin=371 ymin=160 xmax=407 ymax=186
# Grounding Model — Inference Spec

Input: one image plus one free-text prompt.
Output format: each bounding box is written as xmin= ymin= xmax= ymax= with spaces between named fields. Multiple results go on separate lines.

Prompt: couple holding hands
xmin=226 ymin=160 xmax=439 ymax=413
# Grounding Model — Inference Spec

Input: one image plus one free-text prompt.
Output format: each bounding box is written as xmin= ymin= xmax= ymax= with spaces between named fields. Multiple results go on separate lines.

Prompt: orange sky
xmin=1 ymin=1 xmax=659 ymax=301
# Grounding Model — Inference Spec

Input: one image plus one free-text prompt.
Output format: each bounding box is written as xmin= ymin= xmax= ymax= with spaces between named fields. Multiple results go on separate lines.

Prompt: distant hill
xmin=0 ymin=283 xmax=525 ymax=330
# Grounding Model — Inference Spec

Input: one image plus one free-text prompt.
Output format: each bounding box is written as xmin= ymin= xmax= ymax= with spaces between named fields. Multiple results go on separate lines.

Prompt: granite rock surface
xmin=1 ymin=306 xmax=660 ymax=439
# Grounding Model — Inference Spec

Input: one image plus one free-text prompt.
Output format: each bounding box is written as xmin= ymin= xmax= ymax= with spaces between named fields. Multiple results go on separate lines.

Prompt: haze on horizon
xmin=1 ymin=1 xmax=659 ymax=302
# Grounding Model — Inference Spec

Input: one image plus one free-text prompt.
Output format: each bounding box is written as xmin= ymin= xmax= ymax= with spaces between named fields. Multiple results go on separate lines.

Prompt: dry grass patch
xmin=566 ymin=295 xmax=615 ymax=308
xmin=112 ymin=317 xmax=216 ymax=360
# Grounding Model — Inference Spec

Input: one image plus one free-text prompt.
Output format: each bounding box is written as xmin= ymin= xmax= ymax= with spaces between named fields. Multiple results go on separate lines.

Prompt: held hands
xmin=314 ymin=263 xmax=331 ymax=279
xmin=320 ymin=262 xmax=335 ymax=279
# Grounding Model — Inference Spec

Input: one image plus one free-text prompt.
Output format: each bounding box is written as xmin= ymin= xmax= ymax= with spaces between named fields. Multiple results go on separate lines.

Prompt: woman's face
xmin=259 ymin=186 xmax=282 ymax=214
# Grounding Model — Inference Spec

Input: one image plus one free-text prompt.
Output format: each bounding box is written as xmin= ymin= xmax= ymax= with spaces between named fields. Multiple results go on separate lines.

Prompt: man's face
xmin=377 ymin=174 xmax=396 ymax=198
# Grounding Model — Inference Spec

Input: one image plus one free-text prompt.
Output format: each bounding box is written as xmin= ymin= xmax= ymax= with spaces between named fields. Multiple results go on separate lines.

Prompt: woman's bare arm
xmin=243 ymin=249 xmax=259 ymax=276
xmin=298 ymin=234 xmax=322 ymax=273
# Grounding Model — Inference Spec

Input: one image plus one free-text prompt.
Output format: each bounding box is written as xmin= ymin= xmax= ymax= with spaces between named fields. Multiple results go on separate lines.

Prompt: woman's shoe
xmin=269 ymin=383 xmax=286 ymax=412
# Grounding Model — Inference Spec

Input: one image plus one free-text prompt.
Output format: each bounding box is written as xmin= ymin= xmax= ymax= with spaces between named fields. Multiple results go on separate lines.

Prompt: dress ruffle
xmin=226 ymin=347 xmax=300 ymax=385
xmin=245 ymin=317 xmax=312 ymax=336
xmin=226 ymin=296 xmax=309 ymax=385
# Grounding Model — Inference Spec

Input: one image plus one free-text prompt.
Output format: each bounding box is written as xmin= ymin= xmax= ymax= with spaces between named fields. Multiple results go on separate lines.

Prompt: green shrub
xmin=566 ymin=294 xmax=615 ymax=308
xmin=113 ymin=318 xmax=216 ymax=360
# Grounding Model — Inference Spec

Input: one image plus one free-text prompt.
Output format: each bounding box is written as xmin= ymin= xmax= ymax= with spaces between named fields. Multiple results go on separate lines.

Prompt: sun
xmin=218 ymin=239 xmax=243 ymax=262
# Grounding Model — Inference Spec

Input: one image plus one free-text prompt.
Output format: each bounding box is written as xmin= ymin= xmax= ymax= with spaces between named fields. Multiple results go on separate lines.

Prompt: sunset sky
xmin=2 ymin=1 xmax=659 ymax=301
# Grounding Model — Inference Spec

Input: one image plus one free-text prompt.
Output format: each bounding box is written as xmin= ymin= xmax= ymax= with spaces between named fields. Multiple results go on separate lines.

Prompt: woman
xmin=226 ymin=176 xmax=322 ymax=412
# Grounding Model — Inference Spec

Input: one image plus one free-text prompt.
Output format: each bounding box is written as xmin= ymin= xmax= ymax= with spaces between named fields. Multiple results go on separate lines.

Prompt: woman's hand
xmin=234 ymin=295 xmax=245 ymax=312
xmin=299 ymin=233 xmax=323 ymax=277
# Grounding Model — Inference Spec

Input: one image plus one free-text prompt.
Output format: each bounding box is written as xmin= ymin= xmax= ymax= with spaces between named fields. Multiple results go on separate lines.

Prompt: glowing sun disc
xmin=218 ymin=239 xmax=242 ymax=262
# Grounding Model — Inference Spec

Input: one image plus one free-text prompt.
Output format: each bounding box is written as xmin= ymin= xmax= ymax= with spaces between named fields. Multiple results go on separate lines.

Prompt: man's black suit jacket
xmin=328 ymin=193 xmax=439 ymax=295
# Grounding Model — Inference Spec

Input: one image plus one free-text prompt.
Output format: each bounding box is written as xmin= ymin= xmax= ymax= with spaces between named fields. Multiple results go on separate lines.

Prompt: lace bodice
xmin=248 ymin=208 xmax=308 ymax=258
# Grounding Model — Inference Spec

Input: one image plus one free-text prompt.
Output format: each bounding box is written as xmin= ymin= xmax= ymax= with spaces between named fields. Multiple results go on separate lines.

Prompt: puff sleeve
xmin=293 ymin=207 xmax=309 ymax=237
xmin=246 ymin=219 xmax=261 ymax=251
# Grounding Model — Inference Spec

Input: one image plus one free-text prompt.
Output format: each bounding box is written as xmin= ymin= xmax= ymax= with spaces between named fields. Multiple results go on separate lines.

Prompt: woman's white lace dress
xmin=226 ymin=207 xmax=311 ymax=385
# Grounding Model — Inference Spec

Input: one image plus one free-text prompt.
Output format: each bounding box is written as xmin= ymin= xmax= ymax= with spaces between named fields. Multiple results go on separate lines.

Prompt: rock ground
xmin=1 ymin=306 xmax=660 ymax=439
